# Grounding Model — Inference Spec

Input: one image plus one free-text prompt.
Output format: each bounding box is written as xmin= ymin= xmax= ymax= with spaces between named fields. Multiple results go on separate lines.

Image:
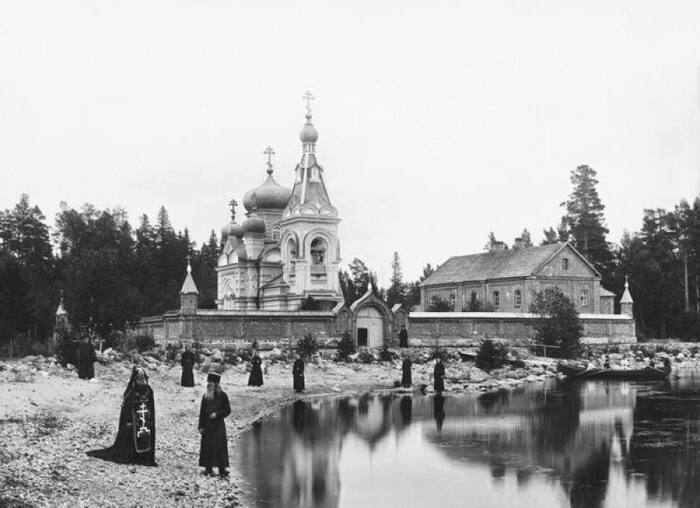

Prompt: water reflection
xmin=238 ymin=377 xmax=700 ymax=508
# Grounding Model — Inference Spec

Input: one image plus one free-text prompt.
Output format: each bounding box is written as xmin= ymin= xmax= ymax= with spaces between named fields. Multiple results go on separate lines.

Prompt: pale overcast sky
xmin=1 ymin=1 xmax=699 ymax=285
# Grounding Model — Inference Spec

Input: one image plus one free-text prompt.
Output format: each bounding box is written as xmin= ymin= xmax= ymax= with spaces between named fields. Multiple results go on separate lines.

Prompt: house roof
xmin=421 ymin=243 xmax=598 ymax=286
xmin=599 ymin=287 xmax=616 ymax=297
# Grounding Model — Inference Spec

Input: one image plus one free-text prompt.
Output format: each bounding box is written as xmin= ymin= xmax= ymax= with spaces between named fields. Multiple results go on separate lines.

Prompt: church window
xmin=287 ymin=239 xmax=297 ymax=276
xmin=272 ymin=225 xmax=280 ymax=240
xmin=493 ymin=291 xmax=500 ymax=308
xmin=310 ymin=238 xmax=326 ymax=265
xmin=562 ymin=258 xmax=569 ymax=270
xmin=580 ymin=290 xmax=588 ymax=307
xmin=514 ymin=289 xmax=522 ymax=308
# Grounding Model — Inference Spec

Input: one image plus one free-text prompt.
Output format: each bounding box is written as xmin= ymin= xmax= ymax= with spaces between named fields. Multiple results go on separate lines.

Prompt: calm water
xmin=237 ymin=374 xmax=700 ymax=508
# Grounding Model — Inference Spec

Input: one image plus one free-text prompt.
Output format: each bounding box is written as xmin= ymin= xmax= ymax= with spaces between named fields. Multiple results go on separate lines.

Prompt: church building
xmin=216 ymin=92 xmax=343 ymax=312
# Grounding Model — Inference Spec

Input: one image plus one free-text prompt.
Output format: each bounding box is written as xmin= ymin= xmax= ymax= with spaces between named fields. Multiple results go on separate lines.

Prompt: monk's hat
xmin=207 ymin=373 xmax=221 ymax=384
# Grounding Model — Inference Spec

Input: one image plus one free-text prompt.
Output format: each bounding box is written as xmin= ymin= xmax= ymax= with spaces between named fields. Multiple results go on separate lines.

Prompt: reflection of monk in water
xmin=292 ymin=400 xmax=306 ymax=435
xmin=433 ymin=394 xmax=445 ymax=431
xmin=399 ymin=396 xmax=412 ymax=426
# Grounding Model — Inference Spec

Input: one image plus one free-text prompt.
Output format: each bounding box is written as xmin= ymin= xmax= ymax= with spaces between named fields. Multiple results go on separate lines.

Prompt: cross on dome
xmin=186 ymin=253 xmax=192 ymax=274
xmin=264 ymin=146 xmax=275 ymax=175
xmin=302 ymin=90 xmax=314 ymax=116
xmin=229 ymin=199 xmax=238 ymax=220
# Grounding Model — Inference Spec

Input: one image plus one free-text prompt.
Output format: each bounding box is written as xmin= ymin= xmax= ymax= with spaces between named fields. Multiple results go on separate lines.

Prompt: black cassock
xmin=180 ymin=350 xmax=195 ymax=387
xmin=293 ymin=359 xmax=305 ymax=392
xmin=87 ymin=383 xmax=156 ymax=465
xmin=78 ymin=342 xmax=96 ymax=380
xmin=199 ymin=391 xmax=231 ymax=468
xmin=248 ymin=355 xmax=263 ymax=386
xmin=399 ymin=328 xmax=409 ymax=348
xmin=433 ymin=362 xmax=445 ymax=393
xmin=401 ymin=358 xmax=412 ymax=388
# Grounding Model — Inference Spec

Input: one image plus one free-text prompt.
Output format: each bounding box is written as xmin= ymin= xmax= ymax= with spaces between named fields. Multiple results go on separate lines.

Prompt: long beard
xmin=204 ymin=386 xmax=216 ymax=400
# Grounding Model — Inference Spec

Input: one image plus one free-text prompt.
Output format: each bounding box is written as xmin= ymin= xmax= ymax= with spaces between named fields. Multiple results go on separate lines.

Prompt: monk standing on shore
xmin=433 ymin=357 xmax=445 ymax=393
xmin=198 ymin=373 xmax=231 ymax=478
xmin=293 ymin=353 xmax=305 ymax=393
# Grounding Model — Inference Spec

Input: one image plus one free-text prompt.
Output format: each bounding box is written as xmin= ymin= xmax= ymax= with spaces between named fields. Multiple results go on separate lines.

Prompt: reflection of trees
xmin=627 ymin=390 xmax=700 ymax=508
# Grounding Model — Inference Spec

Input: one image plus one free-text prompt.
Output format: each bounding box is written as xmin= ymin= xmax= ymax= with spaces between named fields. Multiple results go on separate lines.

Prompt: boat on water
xmin=558 ymin=361 xmax=671 ymax=380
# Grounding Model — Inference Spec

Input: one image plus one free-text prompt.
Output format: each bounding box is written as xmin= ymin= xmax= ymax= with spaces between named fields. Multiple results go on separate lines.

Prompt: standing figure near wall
xmin=433 ymin=357 xmax=445 ymax=393
xmin=293 ymin=354 xmax=305 ymax=393
xmin=399 ymin=326 xmax=408 ymax=348
xmin=180 ymin=344 xmax=196 ymax=387
xmin=248 ymin=352 xmax=263 ymax=387
xmin=401 ymin=356 xmax=412 ymax=388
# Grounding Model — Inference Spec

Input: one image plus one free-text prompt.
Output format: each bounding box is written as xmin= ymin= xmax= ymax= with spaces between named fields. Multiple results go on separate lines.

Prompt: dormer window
xmin=562 ymin=258 xmax=569 ymax=270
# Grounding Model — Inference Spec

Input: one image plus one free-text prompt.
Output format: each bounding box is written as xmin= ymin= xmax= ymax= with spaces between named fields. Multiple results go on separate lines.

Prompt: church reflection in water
xmin=237 ymin=378 xmax=700 ymax=508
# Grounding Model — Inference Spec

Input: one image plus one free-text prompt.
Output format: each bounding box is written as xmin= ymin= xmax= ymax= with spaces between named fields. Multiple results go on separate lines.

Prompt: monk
xmin=77 ymin=337 xmax=96 ymax=380
xmin=199 ymin=373 xmax=231 ymax=478
xmin=293 ymin=354 xmax=305 ymax=393
xmin=401 ymin=356 xmax=412 ymax=388
xmin=180 ymin=344 xmax=196 ymax=387
xmin=433 ymin=357 xmax=445 ymax=393
xmin=87 ymin=367 xmax=157 ymax=466
xmin=248 ymin=351 xmax=263 ymax=386
xmin=399 ymin=325 xmax=409 ymax=348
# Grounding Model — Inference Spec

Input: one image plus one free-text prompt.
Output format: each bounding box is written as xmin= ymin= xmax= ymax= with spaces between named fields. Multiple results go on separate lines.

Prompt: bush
xmin=135 ymin=335 xmax=156 ymax=352
xmin=298 ymin=296 xmax=321 ymax=311
xmin=337 ymin=331 xmax=356 ymax=360
xmin=379 ymin=344 xmax=398 ymax=362
xmin=430 ymin=345 xmax=448 ymax=361
xmin=164 ymin=343 xmax=181 ymax=363
xmin=427 ymin=295 xmax=454 ymax=312
xmin=296 ymin=333 xmax=318 ymax=358
xmin=529 ymin=287 xmax=582 ymax=359
xmin=476 ymin=339 xmax=509 ymax=370
xmin=357 ymin=348 xmax=374 ymax=363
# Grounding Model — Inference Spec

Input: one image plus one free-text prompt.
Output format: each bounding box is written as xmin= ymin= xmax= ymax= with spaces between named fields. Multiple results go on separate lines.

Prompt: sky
xmin=1 ymin=0 xmax=699 ymax=286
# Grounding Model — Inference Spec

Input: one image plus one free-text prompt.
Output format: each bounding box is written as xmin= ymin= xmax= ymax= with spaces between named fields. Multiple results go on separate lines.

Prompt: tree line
xmin=1 ymin=164 xmax=699 ymax=343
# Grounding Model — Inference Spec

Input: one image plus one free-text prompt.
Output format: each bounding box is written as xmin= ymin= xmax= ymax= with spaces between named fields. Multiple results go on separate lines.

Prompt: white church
xmin=216 ymin=92 xmax=344 ymax=311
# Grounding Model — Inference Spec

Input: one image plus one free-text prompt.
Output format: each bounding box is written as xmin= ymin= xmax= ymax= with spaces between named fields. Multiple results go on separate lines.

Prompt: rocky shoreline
xmin=1 ymin=343 xmax=699 ymax=507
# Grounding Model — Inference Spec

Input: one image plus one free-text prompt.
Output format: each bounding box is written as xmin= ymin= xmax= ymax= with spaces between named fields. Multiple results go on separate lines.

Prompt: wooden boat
xmin=558 ymin=362 xmax=671 ymax=380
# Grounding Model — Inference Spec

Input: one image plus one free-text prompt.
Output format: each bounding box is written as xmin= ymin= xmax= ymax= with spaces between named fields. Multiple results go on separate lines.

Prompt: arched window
xmin=272 ymin=225 xmax=281 ymax=240
xmin=287 ymin=239 xmax=297 ymax=276
xmin=514 ymin=289 xmax=522 ymax=308
xmin=562 ymin=258 xmax=569 ymax=270
xmin=310 ymin=238 xmax=326 ymax=265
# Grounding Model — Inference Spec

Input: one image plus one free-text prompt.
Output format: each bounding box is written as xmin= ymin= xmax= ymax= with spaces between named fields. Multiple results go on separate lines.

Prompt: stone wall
xmin=137 ymin=310 xmax=338 ymax=347
xmin=406 ymin=312 xmax=636 ymax=347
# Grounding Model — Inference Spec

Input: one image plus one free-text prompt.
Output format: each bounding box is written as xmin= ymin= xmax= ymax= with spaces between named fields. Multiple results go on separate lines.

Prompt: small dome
xmin=242 ymin=214 xmax=266 ymax=235
xmin=221 ymin=221 xmax=244 ymax=241
xmin=300 ymin=114 xmax=318 ymax=144
xmin=243 ymin=176 xmax=291 ymax=212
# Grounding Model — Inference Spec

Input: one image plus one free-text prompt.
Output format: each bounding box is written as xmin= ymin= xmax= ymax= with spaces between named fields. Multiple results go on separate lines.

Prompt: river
xmin=237 ymin=374 xmax=700 ymax=508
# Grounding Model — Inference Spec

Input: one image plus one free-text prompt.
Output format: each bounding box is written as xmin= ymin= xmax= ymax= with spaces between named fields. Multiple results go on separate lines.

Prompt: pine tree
xmin=541 ymin=227 xmax=558 ymax=245
xmin=386 ymin=252 xmax=406 ymax=307
xmin=561 ymin=165 xmax=613 ymax=276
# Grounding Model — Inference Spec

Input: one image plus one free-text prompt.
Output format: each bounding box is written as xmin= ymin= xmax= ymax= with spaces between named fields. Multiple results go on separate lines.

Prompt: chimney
xmin=513 ymin=237 xmax=526 ymax=250
xmin=490 ymin=241 xmax=507 ymax=252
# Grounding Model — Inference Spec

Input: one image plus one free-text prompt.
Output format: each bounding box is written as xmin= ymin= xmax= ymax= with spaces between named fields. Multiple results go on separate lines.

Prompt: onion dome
xmin=299 ymin=114 xmax=319 ymax=144
xmin=242 ymin=146 xmax=291 ymax=212
xmin=242 ymin=193 xmax=266 ymax=235
xmin=221 ymin=199 xmax=244 ymax=241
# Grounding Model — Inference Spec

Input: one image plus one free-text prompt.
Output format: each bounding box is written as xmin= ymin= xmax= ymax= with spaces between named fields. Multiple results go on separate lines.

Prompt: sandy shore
xmin=4 ymin=356 xmax=505 ymax=507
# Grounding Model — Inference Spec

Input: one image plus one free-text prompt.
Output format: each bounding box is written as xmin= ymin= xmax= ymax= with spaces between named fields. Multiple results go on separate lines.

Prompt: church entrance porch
xmin=355 ymin=307 xmax=384 ymax=348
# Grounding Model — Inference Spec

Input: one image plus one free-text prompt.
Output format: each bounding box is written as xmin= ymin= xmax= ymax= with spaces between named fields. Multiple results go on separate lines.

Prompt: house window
xmin=580 ymin=290 xmax=588 ymax=307
xmin=449 ymin=294 xmax=455 ymax=311
xmin=562 ymin=258 xmax=569 ymax=270
xmin=493 ymin=291 xmax=500 ymax=308
xmin=514 ymin=289 xmax=522 ymax=308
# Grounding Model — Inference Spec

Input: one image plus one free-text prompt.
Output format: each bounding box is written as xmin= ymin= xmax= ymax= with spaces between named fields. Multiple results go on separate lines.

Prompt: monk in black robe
xmin=401 ymin=357 xmax=412 ymax=388
xmin=199 ymin=373 xmax=231 ymax=477
xmin=433 ymin=357 xmax=445 ymax=393
xmin=78 ymin=338 xmax=96 ymax=380
xmin=293 ymin=354 xmax=305 ymax=393
xmin=248 ymin=352 xmax=263 ymax=386
xmin=399 ymin=326 xmax=409 ymax=348
xmin=87 ymin=367 xmax=157 ymax=466
xmin=180 ymin=344 xmax=196 ymax=387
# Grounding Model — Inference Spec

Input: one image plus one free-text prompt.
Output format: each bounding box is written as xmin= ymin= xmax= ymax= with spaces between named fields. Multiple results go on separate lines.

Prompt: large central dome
xmin=242 ymin=173 xmax=291 ymax=212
